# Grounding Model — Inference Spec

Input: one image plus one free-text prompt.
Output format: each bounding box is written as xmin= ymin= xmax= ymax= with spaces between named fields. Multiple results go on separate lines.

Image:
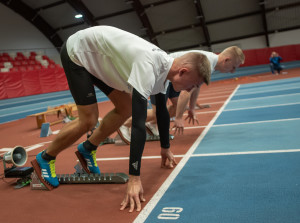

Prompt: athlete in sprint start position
xmin=35 ymin=26 xmax=211 ymax=212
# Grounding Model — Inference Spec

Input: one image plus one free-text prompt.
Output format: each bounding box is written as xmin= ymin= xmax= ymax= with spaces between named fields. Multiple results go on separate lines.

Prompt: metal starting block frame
xmin=99 ymin=137 xmax=115 ymax=145
xmin=30 ymin=152 xmax=129 ymax=190
xmin=57 ymin=172 xmax=129 ymax=184
xmin=102 ymin=134 xmax=174 ymax=145
xmin=146 ymin=134 xmax=174 ymax=141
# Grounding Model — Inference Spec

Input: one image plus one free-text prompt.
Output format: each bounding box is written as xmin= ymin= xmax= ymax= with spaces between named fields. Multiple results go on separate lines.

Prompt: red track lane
xmin=0 ymin=70 xmax=300 ymax=223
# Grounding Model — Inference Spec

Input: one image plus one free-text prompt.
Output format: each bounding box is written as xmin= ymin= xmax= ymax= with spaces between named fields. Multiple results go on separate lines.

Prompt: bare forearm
xmin=189 ymin=87 xmax=200 ymax=110
xmin=176 ymin=91 xmax=190 ymax=119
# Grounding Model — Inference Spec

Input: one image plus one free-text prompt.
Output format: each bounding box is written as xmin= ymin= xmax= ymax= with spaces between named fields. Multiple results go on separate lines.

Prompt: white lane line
xmin=230 ymin=92 xmax=300 ymax=103
xmin=213 ymin=117 xmax=300 ymax=127
xmin=196 ymin=100 xmax=226 ymax=105
xmin=0 ymin=141 xmax=52 ymax=156
xmin=93 ymin=149 xmax=300 ymax=162
xmin=0 ymin=96 xmax=106 ymax=116
xmin=95 ymin=154 xmax=185 ymax=161
xmin=191 ymin=149 xmax=300 ymax=157
xmin=0 ymin=92 xmax=73 ymax=106
xmin=195 ymin=94 xmax=232 ymax=100
xmin=197 ymin=90 xmax=236 ymax=97
xmin=2 ymin=117 xmax=298 ymax=156
xmin=236 ymin=85 xmax=300 ymax=96
xmin=190 ymin=102 xmax=300 ymax=115
xmin=133 ymin=85 xmax=240 ymax=223
xmin=173 ymin=117 xmax=300 ymax=131
xmin=224 ymin=102 xmax=300 ymax=112
xmin=0 ymin=89 xmax=105 ymax=107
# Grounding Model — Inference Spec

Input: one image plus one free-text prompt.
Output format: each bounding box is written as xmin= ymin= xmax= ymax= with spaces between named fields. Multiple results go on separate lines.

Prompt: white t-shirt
xmin=66 ymin=26 xmax=173 ymax=98
xmin=169 ymin=50 xmax=218 ymax=73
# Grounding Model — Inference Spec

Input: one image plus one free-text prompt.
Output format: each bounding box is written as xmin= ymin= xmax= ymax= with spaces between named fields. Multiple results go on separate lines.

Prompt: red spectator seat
xmin=1 ymin=57 xmax=11 ymax=62
xmin=17 ymin=52 xmax=25 ymax=58
xmin=27 ymin=66 xmax=34 ymax=71
xmin=29 ymin=55 xmax=36 ymax=60
xmin=34 ymin=64 xmax=42 ymax=70
xmin=21 ymin=60 xmax=29 ymax=66
xmin=28 ymin=60 xmax=36 ymax=65
xmin=10 ymin=67 xmax=19 ymax=72
xmin=19 ymin=66 xmax=27 ymax=71
xmin=42 ymin=55 xmax=50 ymax=60
xmin=48 ymin=64 xmax=56 ymax=69
xmin=48 ymin=59 xmax=56 ymax=65
xmin=15 ymin=56 xmax=24 ymax=61
xmin=13 ymin=61 xmax=21 ymax=66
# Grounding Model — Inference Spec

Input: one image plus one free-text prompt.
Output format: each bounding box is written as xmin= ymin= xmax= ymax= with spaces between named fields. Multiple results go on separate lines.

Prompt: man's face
xmin=172 ymin=69 xmax=203 ymax=92
xmin=220 ymin=58 xmax=241 ymax=73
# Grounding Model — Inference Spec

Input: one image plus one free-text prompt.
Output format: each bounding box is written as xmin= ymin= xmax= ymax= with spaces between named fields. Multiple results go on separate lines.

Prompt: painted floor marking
xmin=133 ymin=85 xmax=240 ymax=223
xmin=230 ymin=92 xmax=300 ymax=102
xmin=213 ymin=117 xmax=300 ymax=127
xmin=224 ymin=102 xmax=300 ymax=112
xmin=0 ymin=141 xmax=52 ymax=156
xmin=236 ymin=85 xmax=300 ymax=96
xmin=95 ymin=149 xmax=300 ymax=162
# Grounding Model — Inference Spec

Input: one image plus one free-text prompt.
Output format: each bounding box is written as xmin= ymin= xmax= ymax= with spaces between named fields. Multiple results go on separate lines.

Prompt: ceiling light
xmin=75 ymin=14 xmax=83 ymax=19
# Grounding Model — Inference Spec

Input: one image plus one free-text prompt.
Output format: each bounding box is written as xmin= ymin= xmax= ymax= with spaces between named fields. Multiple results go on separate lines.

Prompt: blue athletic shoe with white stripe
xmin=77 ymin=143 xmax=100 ymax=174
xmin=36 ymin=151 xmax=59 ymax=187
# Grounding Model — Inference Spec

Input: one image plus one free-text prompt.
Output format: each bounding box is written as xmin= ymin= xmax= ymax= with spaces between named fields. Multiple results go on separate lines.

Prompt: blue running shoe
xmin=36 ymin=151 xmax=59 ymax=187
xmin=77 ymin=143 xmax=100 ymax=174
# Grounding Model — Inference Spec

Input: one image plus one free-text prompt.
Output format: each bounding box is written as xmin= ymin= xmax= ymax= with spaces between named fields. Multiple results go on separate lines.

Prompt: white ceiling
xmin=4 ymin=0 xmax=300 ymax=52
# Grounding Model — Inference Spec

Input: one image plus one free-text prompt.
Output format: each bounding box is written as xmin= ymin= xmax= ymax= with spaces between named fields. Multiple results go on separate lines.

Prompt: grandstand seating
xmin=0 ymin=51 xmax=67 ymax=100
xmin=0 ymin=51 xmax=60 ymax=73
xmin=0 ymin=44 xmax=300 ymax=100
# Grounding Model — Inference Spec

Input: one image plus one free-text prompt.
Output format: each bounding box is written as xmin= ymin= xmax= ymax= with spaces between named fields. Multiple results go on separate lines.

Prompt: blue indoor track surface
xmin=136 ymin=77 xmax=300 ymax=223
xmin=143 ymin=153 xmax=300 ymax=223
xmin=0 ymin=88 xmax=109 ymax=124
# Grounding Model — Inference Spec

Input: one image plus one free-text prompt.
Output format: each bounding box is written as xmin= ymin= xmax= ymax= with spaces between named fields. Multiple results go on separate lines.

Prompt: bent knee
xmin=79 ymin=117 xmax=99 ymax=132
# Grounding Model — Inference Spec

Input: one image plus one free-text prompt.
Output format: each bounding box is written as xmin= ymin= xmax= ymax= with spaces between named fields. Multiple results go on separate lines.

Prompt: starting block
xmin=31 ymin=159 xmax=54 ymax=190
xmin=56 ymin=173 xmax=128 ymax=184
xmin=97 ymin=134 xmax=174 ymax=146
xmin=89 ymin=133 xmax=174 ymax=146
xmin=75 ymin=151 xmax=90 ymax=173
xmin=40 ymin=122 xmax=52 ymax=137
xmin=30 ymin=151 xmax=129 ymax=190
xmin=114 ymin=133 xmax=174 ymax=145
xmin=99 ymin=137 xmax=115 ymax=146
xmin=146 ymin=134 xmax=174 ymax=141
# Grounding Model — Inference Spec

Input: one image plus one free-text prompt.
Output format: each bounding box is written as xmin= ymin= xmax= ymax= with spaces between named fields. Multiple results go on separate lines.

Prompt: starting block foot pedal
xmin=146 ymin=134 xmax=174 ymax=141
xmin=40 ymin=122 xmax=52 ymax=137
xmin=114 ymin=133 xmax=174 ymax=145
xmin=99 ymin=137 xmax=115 ymax=146
xmin=30 ymin=159 xmax=54 ymax=190
xmin=75 ymin=151 xmax=91 ymax=174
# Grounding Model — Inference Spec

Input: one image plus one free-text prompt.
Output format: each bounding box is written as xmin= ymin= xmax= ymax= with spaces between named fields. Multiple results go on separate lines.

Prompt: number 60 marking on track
xmin=157 ymin=207 xmax=183 ymax=220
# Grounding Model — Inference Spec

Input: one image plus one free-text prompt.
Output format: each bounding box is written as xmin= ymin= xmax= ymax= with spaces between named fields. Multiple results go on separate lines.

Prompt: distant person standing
xmin=270 ymin=51 xmax=283 ymax=74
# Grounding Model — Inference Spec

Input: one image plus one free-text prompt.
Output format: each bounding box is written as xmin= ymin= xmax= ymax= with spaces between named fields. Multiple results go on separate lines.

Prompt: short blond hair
xmin=222 ymin=46 xmax=245 ymax=64
xmin=180 ymin=52 xmax=211 ymax=85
